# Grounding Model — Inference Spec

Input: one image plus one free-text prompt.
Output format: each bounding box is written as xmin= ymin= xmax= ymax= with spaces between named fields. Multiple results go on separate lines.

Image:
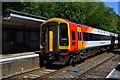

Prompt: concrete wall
xmin=1 ymin=54 xmax=40 ymax=79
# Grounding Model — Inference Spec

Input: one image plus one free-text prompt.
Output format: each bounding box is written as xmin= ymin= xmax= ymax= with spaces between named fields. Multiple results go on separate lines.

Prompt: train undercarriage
xmin=39 ymin=44 xmax=119 ymax=66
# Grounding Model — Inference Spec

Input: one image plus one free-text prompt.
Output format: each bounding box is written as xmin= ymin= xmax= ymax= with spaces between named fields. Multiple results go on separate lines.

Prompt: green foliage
xmin=2 ymin=2 xmax=119 ymax=33
xmin=117 ymin=16 xmax=120 ymax=33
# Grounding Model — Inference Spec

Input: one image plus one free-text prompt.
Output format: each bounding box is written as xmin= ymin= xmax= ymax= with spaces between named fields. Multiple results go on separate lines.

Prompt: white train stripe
xmin=0 ymin=54 xmax=39 ymax=62
xmin=85 ymin=41 xmax=111 ymax=48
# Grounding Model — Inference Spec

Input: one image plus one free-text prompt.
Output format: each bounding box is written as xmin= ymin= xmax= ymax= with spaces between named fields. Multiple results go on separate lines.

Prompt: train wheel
xmin=70 ymin=57 xmax=76 ymax=66
xmin=45 ymin=61 xmax=52 ymax=68
xmin=69 ymin=58 xmax=73 ymax=65
xmin=66 ymin=57 xmax=73 ymax=66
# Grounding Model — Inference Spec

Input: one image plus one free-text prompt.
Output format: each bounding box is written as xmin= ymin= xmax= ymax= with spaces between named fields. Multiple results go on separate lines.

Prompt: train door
xmin=110 ymin=34 xmax=115 ymax=49
xmin=48 ymin=23 xmax=59 ymax=53
xmin=111 ymin=36 xmax=115 ymax=45
xmin=77 ymin=26 xmax=82 ymax=51
xmin=118 ymin=34 xmax=120 ymax=48
xmin=70 ymin=24 xmax=78 ymax=51
xmin=49 ymin=26 xmax=54 ymax=51
xmin=41 ymin=22 xmax=59 ymax=53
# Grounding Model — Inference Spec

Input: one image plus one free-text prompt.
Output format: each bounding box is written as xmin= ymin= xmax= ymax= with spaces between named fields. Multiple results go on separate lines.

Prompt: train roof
xmin=42 ymin=18 xmax=118 ymax=35
xmin=62 ymin=18 xmax=118 ymax=35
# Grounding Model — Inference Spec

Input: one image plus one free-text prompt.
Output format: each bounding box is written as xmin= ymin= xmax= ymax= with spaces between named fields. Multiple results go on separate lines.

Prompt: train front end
xmin=40 ymin=18 xmax=70 ymax=65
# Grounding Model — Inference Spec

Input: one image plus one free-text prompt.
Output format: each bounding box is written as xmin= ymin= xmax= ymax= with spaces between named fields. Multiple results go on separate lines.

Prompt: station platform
xmin=106 ymin=62 xmax=120 ymax=79
xmin=0 ymin=51 xmax=40 ymax=79
xmin=0 ymin=52 xmax=36 ymax=59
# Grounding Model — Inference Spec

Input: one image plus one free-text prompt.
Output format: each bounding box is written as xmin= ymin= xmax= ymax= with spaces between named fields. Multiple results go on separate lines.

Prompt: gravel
xmin=48 ymin=51 xmax=119 ymax=79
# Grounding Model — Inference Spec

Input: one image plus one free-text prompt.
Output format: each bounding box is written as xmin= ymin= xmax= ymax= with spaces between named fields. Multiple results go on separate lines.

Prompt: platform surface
xmin=0 ymin=51 xmax=37 ymax=59
xmin=0 ymin=52 xmax=40 ymax=79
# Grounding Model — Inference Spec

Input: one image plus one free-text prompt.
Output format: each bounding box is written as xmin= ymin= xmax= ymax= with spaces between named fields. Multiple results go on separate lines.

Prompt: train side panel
xmin=69 ymin=23 xmax=78 ymax=52
xmin=39 ymin=18 xmax=119 ymax=66
xmin=80 ymin=26 xmax=111 ymax=49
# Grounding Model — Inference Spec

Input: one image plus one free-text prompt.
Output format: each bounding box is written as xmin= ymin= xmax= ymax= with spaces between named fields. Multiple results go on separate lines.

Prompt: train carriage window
xmin=83 ymin=32 xmax=111 ymax=41
xmin=89 ymin=33 xmax=93 ymax=41
xmin=84 ymin=32 xmax=89 ymax=41
xmin=108 ymin=36 xmax=111 ymax=40
xmin=98 ymin=35 xmax=101 ymax=40
xmin=72 ymin=31 xmax=76 ymax=40
xmin=93 ymin=34 xmax=98 ymax=40
xmin=99 ymin=35 xmax=103 ymax=40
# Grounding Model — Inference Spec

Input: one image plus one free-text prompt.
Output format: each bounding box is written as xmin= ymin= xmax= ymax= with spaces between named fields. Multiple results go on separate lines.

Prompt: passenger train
xmin=40 ymin=18 xmax=120 ymax=65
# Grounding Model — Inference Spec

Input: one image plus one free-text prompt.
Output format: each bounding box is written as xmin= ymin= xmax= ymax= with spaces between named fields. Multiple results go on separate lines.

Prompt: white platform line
xmin=106 ymin=62 xmax=120 ymax=78
xmin=0 ymin=54 xmax=39 ymax=62
xmin=106 ymin=69 xmax=116 ymax=78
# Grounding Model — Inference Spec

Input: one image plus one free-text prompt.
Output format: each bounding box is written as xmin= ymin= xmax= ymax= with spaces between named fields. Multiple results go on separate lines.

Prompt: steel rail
xmin=77 ymin=54 xmax=117 ymax=79
xmin=36 ymin=66 xmax=72 ymax=79
xmin=2 ymin=67 xmax=45 ymax=80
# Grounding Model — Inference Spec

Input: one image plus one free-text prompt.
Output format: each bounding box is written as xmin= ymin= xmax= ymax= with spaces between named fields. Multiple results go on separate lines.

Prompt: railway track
xmin=2 ymin=61 xmax=72 ymax=80
xmin=2 ymin=50 xmax=118 ymax=79
xmin=44 ymin=51 xmax=118 ymax=79
xmin=77 ymin=54 xmax=117 ymax=79
xmin=2 ymin=67 xmax=45 ymax=80
xmin=36 ymin=66 xmax=72 ymax=79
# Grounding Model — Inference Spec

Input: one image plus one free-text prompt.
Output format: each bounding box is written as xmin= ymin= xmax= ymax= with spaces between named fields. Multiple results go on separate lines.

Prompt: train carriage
xmin=40 ymin=18 xmax=119 ymax=65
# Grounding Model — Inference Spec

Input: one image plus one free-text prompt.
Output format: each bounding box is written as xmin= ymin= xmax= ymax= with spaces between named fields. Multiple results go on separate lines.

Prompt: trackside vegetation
xmin=2 ymin=2 xmax=120 ymax=33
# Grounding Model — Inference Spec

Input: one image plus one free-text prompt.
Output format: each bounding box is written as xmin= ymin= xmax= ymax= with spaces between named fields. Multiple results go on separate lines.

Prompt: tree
xmin=2 ymin=2 xmax=119 ymax=33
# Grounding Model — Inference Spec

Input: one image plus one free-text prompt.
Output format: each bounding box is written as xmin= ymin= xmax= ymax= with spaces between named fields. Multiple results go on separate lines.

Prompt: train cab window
xmin=59 ymin=23 xmax=68 ymax=46
xmin=72 ymin=31 xmax=76 ymax=40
